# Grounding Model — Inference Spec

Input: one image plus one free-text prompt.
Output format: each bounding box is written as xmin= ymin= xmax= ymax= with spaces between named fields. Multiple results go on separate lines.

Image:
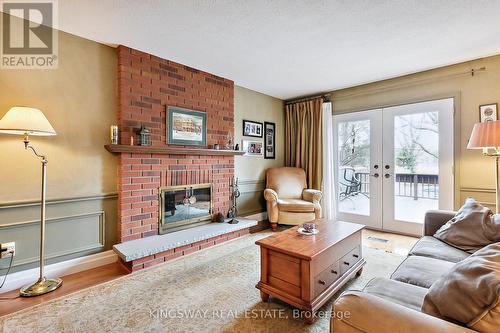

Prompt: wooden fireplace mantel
xmin=104 ymin=144 xmax=246 ymax=156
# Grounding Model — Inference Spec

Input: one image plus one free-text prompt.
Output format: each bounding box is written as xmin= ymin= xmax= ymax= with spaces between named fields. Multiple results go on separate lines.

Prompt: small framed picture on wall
xmin=264 ymin=121 xmax=276 ymax=159
xmin=242 ymin=140 xmax=263 ymax=156
xmin=243 ymin=120 xmax=263 ymax=138
xmin=479 ymin=103 xmax=498 ymax=122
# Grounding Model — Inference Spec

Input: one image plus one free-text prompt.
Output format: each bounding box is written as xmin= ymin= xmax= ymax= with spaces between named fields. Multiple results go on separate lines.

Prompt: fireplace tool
xmin=183 ymin=187 xmax=197 ymax=205
xmin=228 ymin=177 xmax=240 ymax=223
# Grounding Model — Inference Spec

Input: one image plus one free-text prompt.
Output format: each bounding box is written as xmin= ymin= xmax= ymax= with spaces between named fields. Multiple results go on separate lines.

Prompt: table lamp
xmin=0 ymin=106 xmax=62 ymax=296
xmin=467 ymin=120 xmax=500 ymax=213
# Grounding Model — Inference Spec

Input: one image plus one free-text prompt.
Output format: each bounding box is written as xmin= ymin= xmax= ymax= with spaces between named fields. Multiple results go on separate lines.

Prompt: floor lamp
xmin=0 ymin=106 xmax=62 ymax=297
xmin=467 ymin=120 xmax=500 ymax=213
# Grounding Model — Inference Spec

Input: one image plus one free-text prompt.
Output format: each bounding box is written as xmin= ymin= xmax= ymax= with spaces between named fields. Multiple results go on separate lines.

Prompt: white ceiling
xmin=35 ymin=1 xmax=500 ymax=98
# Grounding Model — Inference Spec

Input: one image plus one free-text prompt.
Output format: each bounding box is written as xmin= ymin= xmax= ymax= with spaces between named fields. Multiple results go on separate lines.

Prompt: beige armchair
xmin=264 ymin=167 xmax=322 ymax=231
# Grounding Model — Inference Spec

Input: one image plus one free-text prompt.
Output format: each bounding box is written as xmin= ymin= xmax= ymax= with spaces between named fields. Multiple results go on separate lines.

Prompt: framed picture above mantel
xmin=167 ymin=106 xmax=207 ymax=146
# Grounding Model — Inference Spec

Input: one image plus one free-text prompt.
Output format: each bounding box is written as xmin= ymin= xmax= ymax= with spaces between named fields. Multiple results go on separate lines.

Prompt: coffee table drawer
xmin=313 ymin=261 xmax=340 ymax=297
xmin=312 ymin=231 xmax=362 ymax=276
xmin=340 ymin=246 xmax=361 ymax=275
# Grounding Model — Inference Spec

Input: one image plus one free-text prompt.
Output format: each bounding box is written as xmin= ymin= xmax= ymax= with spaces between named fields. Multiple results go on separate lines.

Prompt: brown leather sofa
xmin=264 ymin=167 xmax=322 ymax=231
xmin=331 ymin=210 xmax=487 ymax=333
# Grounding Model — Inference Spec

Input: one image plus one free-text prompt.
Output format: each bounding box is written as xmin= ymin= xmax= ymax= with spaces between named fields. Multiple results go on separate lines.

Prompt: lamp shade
xmin=468 ymin=120 xmax=500 ymax=149
xmin=0 ymin=107 xmax=56 ymax=136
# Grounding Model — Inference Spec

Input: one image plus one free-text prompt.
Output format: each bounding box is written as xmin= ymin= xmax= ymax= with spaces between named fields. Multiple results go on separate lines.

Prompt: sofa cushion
xmin=422 ymin=243 xmax=500 ymax=332
xmin=277 ymin=198 xmax=315 ymax=213
xmin=434 ymin=198 xmax=500 ymax=253
xmin=277 ymin=211 xmax=315 ymax=225
xmin=362 ymin=277 xmax=428 ymax=311
xmin=409 ymin=236 xmax=470 ymax=263
xmin=391 ymin=255 xmax=455 ymax=288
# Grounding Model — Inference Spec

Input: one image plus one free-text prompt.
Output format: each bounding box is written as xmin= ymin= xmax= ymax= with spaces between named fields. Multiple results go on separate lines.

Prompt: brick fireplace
xmin=116 ymin=45 xmax=235 ymax=243
xmin=111 ymin=46 xmax=258 ymax=272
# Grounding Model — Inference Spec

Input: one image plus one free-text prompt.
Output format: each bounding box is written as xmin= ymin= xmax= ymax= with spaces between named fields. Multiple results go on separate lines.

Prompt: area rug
xmin=0 ymin=231 xmax=404 ymax=333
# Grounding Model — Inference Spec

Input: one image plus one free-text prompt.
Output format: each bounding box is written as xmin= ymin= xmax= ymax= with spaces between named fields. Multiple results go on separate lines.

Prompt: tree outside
xmin=394 ymin=111 xmax=439 ymax=174
xmin=338 ymin=120 xmax=370 ymax=171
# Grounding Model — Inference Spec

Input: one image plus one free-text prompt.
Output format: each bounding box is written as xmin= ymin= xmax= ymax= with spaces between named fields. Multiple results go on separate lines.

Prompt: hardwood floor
xmin=0 ymin=228 xmax=418 ymax=318
xmin=363 ymin=229 xmax=418 ymax=256
xmin=0 ymin=262 xmax=129 ymax=317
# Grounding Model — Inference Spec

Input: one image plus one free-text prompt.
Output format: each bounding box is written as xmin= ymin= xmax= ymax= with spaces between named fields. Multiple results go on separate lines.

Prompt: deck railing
xmin=356 ymin=172 xmax=371 ymax=194
xmin=354 ymin=172 xmax=438 ymax=200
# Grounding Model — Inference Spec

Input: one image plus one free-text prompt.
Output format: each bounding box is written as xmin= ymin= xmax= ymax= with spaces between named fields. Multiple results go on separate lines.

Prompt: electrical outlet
xmin=0 ymin=242 xmax=15 ymax=258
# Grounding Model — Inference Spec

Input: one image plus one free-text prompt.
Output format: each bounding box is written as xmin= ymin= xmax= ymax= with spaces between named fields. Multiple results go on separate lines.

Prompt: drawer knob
xmin=331 ymin=270 xmax=338 ymax=274
xmin=318 ymin=280 xmax=326 ymax=285
xmin=343 ymin=261 xmax=350 ymax=265
xmin=353 ymin=254 xmax=359 ymax=258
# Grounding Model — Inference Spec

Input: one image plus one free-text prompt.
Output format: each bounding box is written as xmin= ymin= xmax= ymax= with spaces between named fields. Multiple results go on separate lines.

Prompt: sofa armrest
xmin=332 ymin=291 xmax=474 ymax=333
xmin=264 ymin=189 xmax=278 ymax=202
xmin=424 ymin=210 xmax=455 ymax=236
xmin=302 ymin=189 xmax=322 ymax=203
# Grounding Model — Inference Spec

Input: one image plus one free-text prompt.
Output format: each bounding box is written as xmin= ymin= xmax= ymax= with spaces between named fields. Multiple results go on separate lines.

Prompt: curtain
xmin=285 ymin=98 xmax=323 ymax=190
xmin=322 ymin=102 xmax=336 ymax=219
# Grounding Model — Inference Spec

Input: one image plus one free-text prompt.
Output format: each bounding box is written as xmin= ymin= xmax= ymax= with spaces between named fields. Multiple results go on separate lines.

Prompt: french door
xmin=333 ymin=109 xmax=383 ymax=229
xmin=333 ymin=98 xmax=454 ymax=236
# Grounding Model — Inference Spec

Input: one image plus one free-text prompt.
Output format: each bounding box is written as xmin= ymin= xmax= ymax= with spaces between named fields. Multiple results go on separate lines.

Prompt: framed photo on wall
xmin=264 ymin=121 xmax=276 ymax=159
xmin=242 ymin=140 xmax=263 ymax=156
xmin=479 ymin=103 xmax=498 ymax=123
xmin=243 ymin=120 xmax=263 ymax=138
xmin=167 ymin=106 xmax=207 ymax=146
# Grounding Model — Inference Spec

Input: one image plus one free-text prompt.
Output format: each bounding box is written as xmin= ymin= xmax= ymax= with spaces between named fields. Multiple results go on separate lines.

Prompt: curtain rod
xmin=332 ymin=67 xmax=486 ymax=100
xmin=285 ymin=94 xmax=330 ymax=105
xmin=285 ymin=67 xmax=486 ymax=104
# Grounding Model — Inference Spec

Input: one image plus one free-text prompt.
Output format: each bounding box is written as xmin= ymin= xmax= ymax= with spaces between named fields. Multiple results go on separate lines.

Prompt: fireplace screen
xmin=159 ymin=183 xmax=212 ymax=234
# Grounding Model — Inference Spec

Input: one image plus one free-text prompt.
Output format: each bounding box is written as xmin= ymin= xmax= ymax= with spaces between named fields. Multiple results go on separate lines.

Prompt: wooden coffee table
xmin=256 ymin=220 xmax=365 ymax=323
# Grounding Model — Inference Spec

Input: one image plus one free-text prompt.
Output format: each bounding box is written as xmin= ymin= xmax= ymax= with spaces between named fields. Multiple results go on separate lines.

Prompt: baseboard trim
xmin=0 ymin=250 xmax=118 ymax=293
xmin=243 ymin=211 xmax=267 ymax=221
xmin=242 ymin=211 xmax=269 ymax=233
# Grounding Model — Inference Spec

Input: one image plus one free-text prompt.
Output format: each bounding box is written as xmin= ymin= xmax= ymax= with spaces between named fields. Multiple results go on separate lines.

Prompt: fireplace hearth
xmin=159 ymin=183 xmax=212 ymax=234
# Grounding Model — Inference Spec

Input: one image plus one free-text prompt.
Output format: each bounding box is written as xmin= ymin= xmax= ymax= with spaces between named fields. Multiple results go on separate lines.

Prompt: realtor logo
xmin=1 ymin=0 xmax=58 ymax=69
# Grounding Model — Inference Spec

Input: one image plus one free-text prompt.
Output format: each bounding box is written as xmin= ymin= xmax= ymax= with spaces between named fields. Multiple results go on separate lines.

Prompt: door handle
xmin=373 ymin=164 xmax=379 ymax=169
xmin=384 ymin=174 xmax=390 ymax=179
xmin=372 ymin=173 xmax=379 ymax=178
xmin=385 ymin=165 xmax=390 ymax=169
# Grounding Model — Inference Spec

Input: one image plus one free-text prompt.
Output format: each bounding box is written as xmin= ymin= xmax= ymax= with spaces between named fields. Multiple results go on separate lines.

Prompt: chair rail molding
xmin=459 ymin=187 xmax=495 ymax=193
xmin=0 ymin=192 xmax=118 ymax=209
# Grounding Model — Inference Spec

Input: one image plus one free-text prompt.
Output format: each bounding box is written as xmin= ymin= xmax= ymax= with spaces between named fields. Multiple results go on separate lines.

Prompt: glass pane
xmin=394 ymin=112 xmax=439 ymax=223
xmin=337 ymin=120 xmax=370 ymax=216
xmin=161 ymin=186 xmax=211 ymax=226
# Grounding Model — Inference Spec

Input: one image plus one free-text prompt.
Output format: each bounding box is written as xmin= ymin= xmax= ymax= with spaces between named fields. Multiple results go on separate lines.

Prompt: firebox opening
xmin=159 ymin=183 xmax=213 ymax=234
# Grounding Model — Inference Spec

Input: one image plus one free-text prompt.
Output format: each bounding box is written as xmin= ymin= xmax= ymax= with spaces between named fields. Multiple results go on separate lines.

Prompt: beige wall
xmin=0 ymin=30 xmax=118 ymax=202
xmin=0 ymin=16 xmax=118 ymax=272
xmin=329 ymin=54 xmax=500 ymax=209
xmin=234 ymin=86 xmax=285 ymax=214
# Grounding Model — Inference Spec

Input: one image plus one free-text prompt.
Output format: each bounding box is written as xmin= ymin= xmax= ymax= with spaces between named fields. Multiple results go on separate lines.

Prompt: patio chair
xmin=339 ymin=167 xmax=367 ymax=201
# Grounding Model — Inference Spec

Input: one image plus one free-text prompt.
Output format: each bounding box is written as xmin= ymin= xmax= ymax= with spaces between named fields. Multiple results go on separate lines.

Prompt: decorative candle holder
xmin=110 ymin=125 xmax=118 ymax=145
